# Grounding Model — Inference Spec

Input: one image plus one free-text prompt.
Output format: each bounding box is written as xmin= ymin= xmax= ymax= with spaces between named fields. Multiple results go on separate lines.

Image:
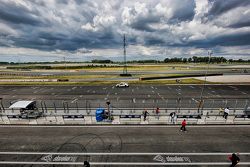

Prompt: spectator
xmin=223 ymin=107 xmax=230 ymax=119
xmin=102 ymin=110 xmax=109 ymax=120
xmin=156 ymin=107 xmax=160 ymax=120
xmin=180 ymin=119 xmax=187 ymax=132
xmin=143 ymin=109 xmax=149 ymax=121
xmin=84 ymin=161 xmax=90 ymax=167
xmin=229 ymin=153 xmax=240 ymax=167
xmin=219 ymin=108 xmax=224 ymax=115
xmin=169 ymin=112 xmax=176 ymax=124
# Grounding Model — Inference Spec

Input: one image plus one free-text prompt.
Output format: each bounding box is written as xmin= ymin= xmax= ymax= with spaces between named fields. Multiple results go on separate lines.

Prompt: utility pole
xmin=198 ymin=51 xmax=213 ymax=114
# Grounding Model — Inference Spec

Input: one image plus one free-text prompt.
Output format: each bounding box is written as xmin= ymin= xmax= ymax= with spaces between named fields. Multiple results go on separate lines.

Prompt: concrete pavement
xmin=0 ymin=125 xmax=249 ymax=166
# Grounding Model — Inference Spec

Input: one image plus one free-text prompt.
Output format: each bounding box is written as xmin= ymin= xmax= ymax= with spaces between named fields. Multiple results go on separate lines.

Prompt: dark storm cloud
xmin=55 ymin=0 xmax=69 ymax=4
xmin=0 ymin=1 xmax=41 ymax=26
xmin=75 ymin=0 xmax=87 ymax=5
xmin=229 ymin=21 xmax=250 ymax=29
xmin=179 ymin=32 xmax=250 ymax=48
xmin=210 ymin=33 xmax=250 ymax=46
xmin=144 ymin=38 xmax=165 ymax=46
xmin=123 ymin=0 xmax=196 ymax=32
xmin=208 ymin=0 xmax=250 ymax=16
xmin=170 ymin=0 xmax=196 ymax=22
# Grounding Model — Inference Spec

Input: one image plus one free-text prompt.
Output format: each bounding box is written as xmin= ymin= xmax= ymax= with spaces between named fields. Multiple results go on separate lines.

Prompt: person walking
xmin=229 ymin=153 xmax=240 ymax=167
xmin=143 ymin=109 xmax=149 ymax=121
xmin=180 ymin=119 xmax=187 ymax=132
xmin=170 ymin=112 xmax=176 ymax=124
xmin=223 ymin=107 xmax=230 ymax=119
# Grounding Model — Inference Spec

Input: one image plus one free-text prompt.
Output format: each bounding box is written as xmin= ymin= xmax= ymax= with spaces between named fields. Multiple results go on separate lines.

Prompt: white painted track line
xmin=0 ymin=125 xmax=249 ymax=128
xmin=0 ymin=152 xmax=250 ymax=155
xmin=0 ymin=161 xmax=250 ymax=166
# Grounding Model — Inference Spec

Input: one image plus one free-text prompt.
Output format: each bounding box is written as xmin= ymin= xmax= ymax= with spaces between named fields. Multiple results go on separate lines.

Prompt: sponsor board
xmin=41 ymin=154 xmax=77 ymax=162
xmin=153 ymin=155 xmax=191 ymax=163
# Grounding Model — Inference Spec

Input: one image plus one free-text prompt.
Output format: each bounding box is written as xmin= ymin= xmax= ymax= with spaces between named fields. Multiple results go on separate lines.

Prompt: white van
xmin=9 ymin=101 xmax=42 ymax=118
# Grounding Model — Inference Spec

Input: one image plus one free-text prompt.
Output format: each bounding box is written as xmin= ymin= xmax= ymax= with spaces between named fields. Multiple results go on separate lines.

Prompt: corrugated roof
xmin=9 ymin=101 xmax=35 ymax=109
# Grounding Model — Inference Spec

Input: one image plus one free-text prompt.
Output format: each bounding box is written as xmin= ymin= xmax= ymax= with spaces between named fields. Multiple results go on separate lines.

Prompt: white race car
xmin=116 ymin=82 xmax=129 ymax=88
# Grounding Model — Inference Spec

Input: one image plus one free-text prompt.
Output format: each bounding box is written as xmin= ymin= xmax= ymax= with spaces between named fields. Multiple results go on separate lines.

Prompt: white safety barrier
xmin=0 ymin=152 xmax=250 ymax=166
xmin=0 ymin=161 xmax=250 ymax=166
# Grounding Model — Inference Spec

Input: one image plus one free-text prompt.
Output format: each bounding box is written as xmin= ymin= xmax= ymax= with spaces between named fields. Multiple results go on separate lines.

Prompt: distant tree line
xmin=91 ymin=59 xmax=113 ymax=63
xmin=0 ymin=56 xmax=250 ymax=65
xmin=163 ymin=56 xmax=250 ymax=63
xmin=127 ymin=60 xmax=161 ymax=64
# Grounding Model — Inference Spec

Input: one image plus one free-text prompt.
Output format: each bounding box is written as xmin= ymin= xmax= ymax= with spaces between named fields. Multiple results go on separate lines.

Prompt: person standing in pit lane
xmin=170 ymin=112 xmax=176 ymax=124
xmin=143 ymin=109 xmax=149 ymax=121
xmin=155 ymin=107 xmax=160 ymax=120
xmin=180 ymin=119 xmax=187 ymax=132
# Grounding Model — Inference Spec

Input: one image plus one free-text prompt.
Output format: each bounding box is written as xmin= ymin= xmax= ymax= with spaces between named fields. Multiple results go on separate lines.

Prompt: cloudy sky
xmin=0 ymin=0 xmax=250 ymax=62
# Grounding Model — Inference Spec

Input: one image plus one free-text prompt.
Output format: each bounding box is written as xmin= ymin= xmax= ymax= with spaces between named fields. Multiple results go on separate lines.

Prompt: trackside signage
xmin=153 ymin=155 xmax=191 ymax=163
xmin=41 ymin=154 xmax=77 ymax=162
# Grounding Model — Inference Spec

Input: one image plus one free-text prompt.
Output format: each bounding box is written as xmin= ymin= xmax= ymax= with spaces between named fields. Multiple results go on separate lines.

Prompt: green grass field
xmin=0 ymin=62 xmax=248 ymax=85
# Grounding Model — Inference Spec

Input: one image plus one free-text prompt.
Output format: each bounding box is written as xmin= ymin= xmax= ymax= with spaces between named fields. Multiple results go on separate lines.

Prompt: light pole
xmin=106 ymin=101 xmax=111 ymax=120
xmin=198 ymin=51 xmax=213 ymax=114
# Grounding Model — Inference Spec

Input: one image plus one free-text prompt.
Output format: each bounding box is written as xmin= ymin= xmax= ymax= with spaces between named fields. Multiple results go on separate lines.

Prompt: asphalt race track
xmin=1 ymin=85 xmax=249 ymax=100
xmin=0 ymin=85 xmax=249 ymax=109
xmin=0 ymin=125 xmax=249 ymax=166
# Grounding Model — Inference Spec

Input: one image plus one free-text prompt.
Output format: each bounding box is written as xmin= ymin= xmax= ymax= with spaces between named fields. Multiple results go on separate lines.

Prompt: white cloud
xmin=0 ymin=0 xmax=249 ymax=62
xmin=81 ymin=14 xmax=116 ymax=32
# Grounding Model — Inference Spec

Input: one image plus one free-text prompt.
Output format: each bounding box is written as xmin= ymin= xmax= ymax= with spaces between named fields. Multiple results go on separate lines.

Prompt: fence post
xmin=66 ymin=102 xmax=69 ymax=114
xmin=85 ymin=100 xmax=88 ymax=115
xmin=7 ymin=116 xmax=10 ymax=124
xmin=53 ymin=102 xmax=57 ymax=113
xmin=176 ymin=98 xmax=181 ymax=113
xmin=165 ymin=99 xmax=168 ymax=113
xmin=88 ymin=102 xmax=91 ymax=115
xmin=224 ymin=99 xmax=228 ymax=108
xmin=210 ymin=99 xmax=214 ymax=113
xmin=40 ymin=101 xmax=44 ymax=113
xmin=188 ymin=99 xmax=192 ymax=113
xmin=233 ymin=100 xmax=238 ymax=113
xmin=62 ymin=101 xmax=66 ymax=113
xmin=44 ymin=101 xmax=47 ymax=114
xmin=223 ymin=99 xmax=227 ymax=108
xmin=244 ymin=99 xmax=249 ymax=111
xmin=0 ymin=98 xmax=5 ymax=113
xmin=54 ymin=115 xmax=57 ymax=123
xmin=76 ymin=102 xmax=79 ymax=113
xmin=132 ymin=98 xmax=136 ymax=113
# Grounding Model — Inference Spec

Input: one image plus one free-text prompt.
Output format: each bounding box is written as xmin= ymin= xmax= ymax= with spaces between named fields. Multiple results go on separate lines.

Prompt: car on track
xmin=116 ymin=82 xmax=129 ymax=88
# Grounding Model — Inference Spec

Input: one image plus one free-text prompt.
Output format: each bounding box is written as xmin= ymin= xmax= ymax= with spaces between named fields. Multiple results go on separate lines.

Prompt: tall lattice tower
xmin=120 ymin=34 xmax=131 ymax=76
xmin=123 ymin=34 xmax=127 ymax=75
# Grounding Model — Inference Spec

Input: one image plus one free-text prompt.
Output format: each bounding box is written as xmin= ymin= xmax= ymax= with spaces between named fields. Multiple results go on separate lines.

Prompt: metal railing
xmin=0 ymin=113 xmax=249 ymax=125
